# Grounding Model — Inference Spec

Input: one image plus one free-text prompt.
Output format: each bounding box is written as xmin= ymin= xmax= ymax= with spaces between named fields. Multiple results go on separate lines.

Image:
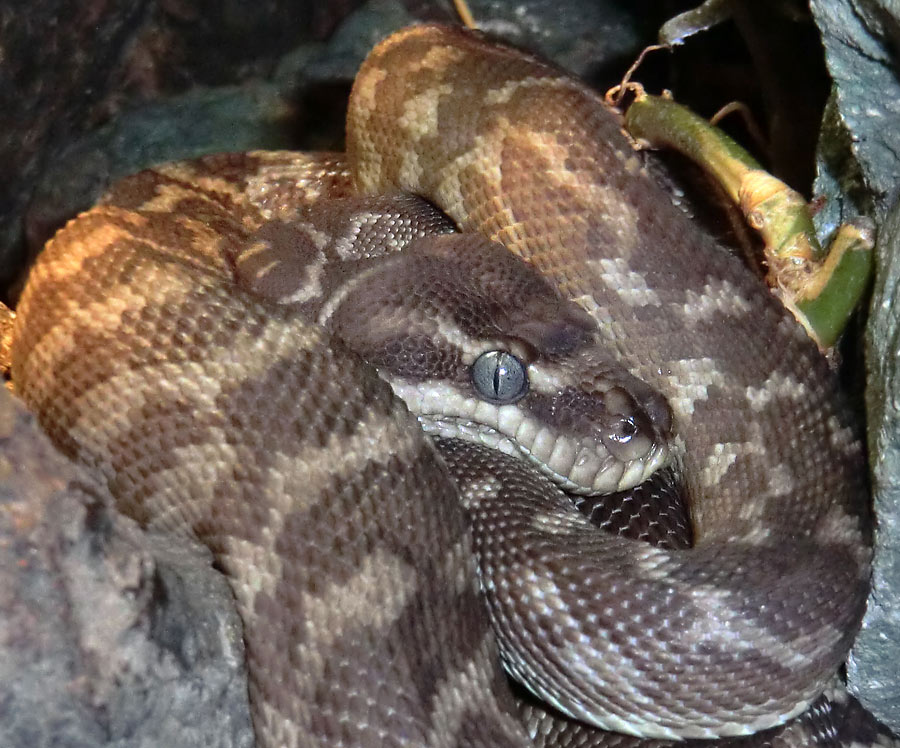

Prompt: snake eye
xmin=471 ymin=350 xmax=529 ymax=404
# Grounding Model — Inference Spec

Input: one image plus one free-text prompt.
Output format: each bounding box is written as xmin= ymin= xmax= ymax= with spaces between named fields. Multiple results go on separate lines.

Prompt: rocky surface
xmin=810 ymin=0 xmax=900 ymax=229
xmin=809 ymin=0 xmax=900 ymax=731
xmin=0 ymin=388 xmax=254 ymax=747
xmin=859 ymin=195 xmax=900 ymax=732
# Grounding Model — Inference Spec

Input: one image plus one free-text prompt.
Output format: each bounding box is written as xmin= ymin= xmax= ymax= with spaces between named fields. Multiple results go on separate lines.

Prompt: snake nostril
xmin=612 ymin=416 xmax=637 ymax=441
xmin=611 ymin=379 xmax=673 ymax=439
xmin=600 ymin=414 xmax=653 ymax=462
xmin=598 ymin=386 xmax=660 ymax=462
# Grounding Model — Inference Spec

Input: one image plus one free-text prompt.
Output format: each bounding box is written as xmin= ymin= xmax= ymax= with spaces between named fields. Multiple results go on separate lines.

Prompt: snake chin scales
xmin=9 ymin=21 xmax=894 ymax=748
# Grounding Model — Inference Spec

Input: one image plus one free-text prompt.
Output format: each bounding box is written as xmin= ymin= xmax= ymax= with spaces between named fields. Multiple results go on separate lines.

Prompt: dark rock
xmin=809 ymin=0 xmax=900 ymax=732
xmin=810 ymin=0 xmax=900 ymax=232
xmin=860 ymin=195 xmax=900 ymax=733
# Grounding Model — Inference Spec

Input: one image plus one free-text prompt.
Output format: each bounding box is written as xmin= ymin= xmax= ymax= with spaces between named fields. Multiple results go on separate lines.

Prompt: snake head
xmin=328 ymin=232 xmax=673 ymax=496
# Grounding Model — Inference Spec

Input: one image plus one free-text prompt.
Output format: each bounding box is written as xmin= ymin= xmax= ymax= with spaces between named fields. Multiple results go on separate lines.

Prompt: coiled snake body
xmin=10 ymin=23 xmax=886 ymax=748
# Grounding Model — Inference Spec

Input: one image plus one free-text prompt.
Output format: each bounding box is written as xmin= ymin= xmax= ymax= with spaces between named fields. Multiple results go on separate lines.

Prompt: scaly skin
xmin=8 ymin=23 xmax=889 ymax=748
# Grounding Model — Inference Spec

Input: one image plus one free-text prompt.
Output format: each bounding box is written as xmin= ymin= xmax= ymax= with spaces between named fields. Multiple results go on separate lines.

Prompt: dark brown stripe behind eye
xmin=364 ymin=335 xmax=466 ymax=382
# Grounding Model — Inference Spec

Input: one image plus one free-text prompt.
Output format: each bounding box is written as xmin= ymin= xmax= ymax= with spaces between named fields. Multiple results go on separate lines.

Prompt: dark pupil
xmin=493 ymin=362 xmax=505 ymax=397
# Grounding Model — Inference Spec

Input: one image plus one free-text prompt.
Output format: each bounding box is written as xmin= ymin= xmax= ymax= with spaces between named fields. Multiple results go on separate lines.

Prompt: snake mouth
xmin=417 ymin=414 xmax=670 ymax=496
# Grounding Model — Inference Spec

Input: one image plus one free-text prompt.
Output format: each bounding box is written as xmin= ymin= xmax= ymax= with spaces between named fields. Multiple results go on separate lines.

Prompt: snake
xmin=8 ymin=22 xmax=892 ymax=748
